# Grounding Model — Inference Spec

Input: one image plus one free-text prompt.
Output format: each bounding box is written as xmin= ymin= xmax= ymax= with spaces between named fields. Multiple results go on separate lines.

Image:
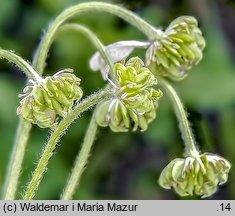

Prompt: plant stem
xmin=22 ymin=24 xmax=113 ymax=199
xmin=0 ymin=49 xmax=41 ymax=81
xmin=23 ymin=88 xmax=111 ymax=200
xmin=0 ymin=48 xmax=41 ymax=200
xmin=59 ymin=23 xmax=115 ymax=81
xmin=33 ymin=1 xmax=159 ymax=75
xmin=57 ymin=24 xmax=117 ymax=199
xmin=61 ymin=112 xmax=98 ymax=200
xmin=2 ymin=120 xmax=31 ymax=200
xmin=158 ymin=78 xmax=199 ymax=157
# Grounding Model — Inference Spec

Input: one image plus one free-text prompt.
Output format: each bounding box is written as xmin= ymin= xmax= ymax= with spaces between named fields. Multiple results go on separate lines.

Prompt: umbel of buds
xmin=146 ymin=16 xmax=206 ymax=81
xmin=17 ymin=69 xmax=83 ymax=128
xmin=158 ymin=153 xmax=231 ymax=198
xmin=96 ymin=57 xmax=162 ymax=132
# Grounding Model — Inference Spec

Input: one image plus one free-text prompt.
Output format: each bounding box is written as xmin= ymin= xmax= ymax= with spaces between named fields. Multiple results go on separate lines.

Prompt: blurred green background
xmin=0 ymin=0 xmax=235 ymax=200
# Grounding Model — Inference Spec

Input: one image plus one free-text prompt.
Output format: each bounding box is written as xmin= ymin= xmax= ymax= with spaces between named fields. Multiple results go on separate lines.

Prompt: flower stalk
xmin=0 ymin=49 xmax=41 ymax=200
xmin=2 ymin=120 xmax=31 ymax=200
xmin=33 ymin=1 xmax=160 ymax=75
xmin=157 ymin=78 xmax=231 ymax=197
xmin=158 ymin=77 xmax=199 ymax=157
xmin=0 ymin=49 xmax=41 ymax=81
xmin=61 ymin=112 xmax=98 ymax=200
xmin=23 ymin=88 xmax=111 ymax=200
xmin=59 ymin=23 xmax=115 ymax=82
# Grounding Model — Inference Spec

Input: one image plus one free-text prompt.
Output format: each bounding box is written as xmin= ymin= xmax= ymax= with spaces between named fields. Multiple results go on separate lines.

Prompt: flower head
xmin=95 ymin=57 xmax=162 ymax=132
xmin=17 ymin=69 xmax=83 ymax=128
xmin=89 ymin=40 xmax=150 ymax=79
xmin=159 ymin=153 xmax=231 ymax=198
xmin=146 ymin=16 xmax=206 ymax=81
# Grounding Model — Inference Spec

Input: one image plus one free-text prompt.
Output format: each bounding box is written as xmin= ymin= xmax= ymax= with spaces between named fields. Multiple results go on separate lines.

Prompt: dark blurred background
xmin=0 ymin=0 xmax=235 ymax=200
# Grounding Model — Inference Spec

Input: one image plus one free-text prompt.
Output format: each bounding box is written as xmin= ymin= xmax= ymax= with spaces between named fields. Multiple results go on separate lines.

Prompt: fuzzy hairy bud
xmin=146 ymin=16 xmax=206 ymax=81
xmin=96 ymin=57 xmax=162 ymax=132
xmin=158 ymin=153 xmax=231 ymax=198
xmin=17 ymin=69 xmax=83 ymax=128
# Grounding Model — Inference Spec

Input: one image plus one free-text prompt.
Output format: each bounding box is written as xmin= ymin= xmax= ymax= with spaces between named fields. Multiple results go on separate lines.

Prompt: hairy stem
xmin=0 ymin=49 xmax=41 ymax=200
xmin=2 ymin=121 xmax=32 ymax=200
xmin=23 ymin=88 xmax=111 ymax=200
xmin=5 ymin=17 xmax=114 ymax=200
xmin=61 ymin=112 xmax=98 ymax=200
xmin=59 ymin=23 xmax=115 ymax=81
xmin=57 ymin=24 xmax=117 ymax=199
xmin=159 ymin=78 xmax=199 ymax=157
xmin=0 ymin=49 xmax=41 ymax=81
xmin=33 ymin=1 xmax=159 ymax=75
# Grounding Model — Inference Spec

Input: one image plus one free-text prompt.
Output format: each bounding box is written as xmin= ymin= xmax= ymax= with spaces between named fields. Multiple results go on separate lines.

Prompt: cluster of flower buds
xmin=146 ymin=16 xmax=206 ymax=81
xmin=158 ymin=153 xmax=231 ymax=198
xmin=96 ymin=57 xmax=162 ymax=132
xmin=17 ymin=69 xmax=83 ymax=128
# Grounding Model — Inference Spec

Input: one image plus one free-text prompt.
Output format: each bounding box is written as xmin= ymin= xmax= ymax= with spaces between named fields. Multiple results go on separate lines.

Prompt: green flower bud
xmin=146 ymin=16 xmax=206 ymax=81
xmin=159 ymin=153 xmax=231 ymax=198
xmin=17 ymin=69 xmax=83 ymax=128
xmin=96 ymin=57 xmax=162 ymax=132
